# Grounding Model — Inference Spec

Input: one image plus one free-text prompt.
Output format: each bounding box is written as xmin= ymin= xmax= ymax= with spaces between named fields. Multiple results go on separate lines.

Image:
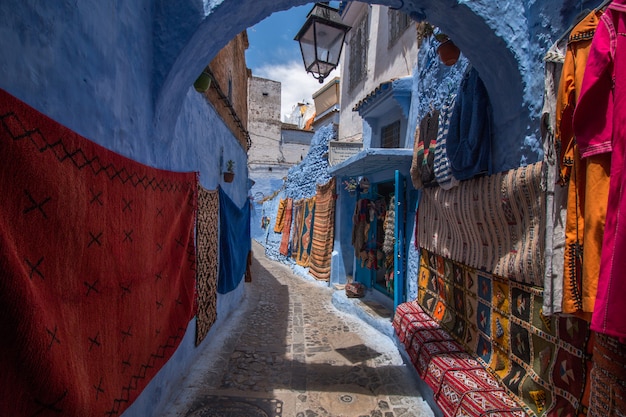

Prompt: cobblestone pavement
xmin=161 ymin=241 xmax=433 ymax=417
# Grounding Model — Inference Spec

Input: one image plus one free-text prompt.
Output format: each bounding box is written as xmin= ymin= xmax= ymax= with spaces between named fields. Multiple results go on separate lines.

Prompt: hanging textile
xmin=291 ymin=199 xmax=305 ymax=260
xmin=309 ymin=178 xmax=337 ymax=281
xmin=218 ymin=187 xmax=251 ymax=294
xmin=411 ymin=110 xmax=440 ymax=189
xmin=433 ymin=94 xmax=460 ymax=190
xmin=556 ymin=9 xmax=603 ymax=317
xmin=572 ymin=0 xmax=626 ymax=339
xmin=383 ymin=195 xmax=396 ymax=292
xmin=279 ymin=198 xmax=293 ymax=256
xmin=196 ymin=186 xmax=219 ymax=346
xmin=383 ymin=195 xmax=396 ymax=255
xmin=416 ymin=249 xmax=592 ymax=417
xmin=0 ymin=88 xmax=198 ymax=417
xmin=273 ymin=198 xmax=287 ymax=232
xmin=541 ymin=40 xmax=568 ymax=316
xmin=417 ymin=162 xmax=545 ymax=286
xmin=295 ymin=197 xmax=316 ymax=267
xmin=446 ymin=66 xmax=493 ymax=181
xmin=587 ymin=333 xmax=626 ymax=417
xmin=410 ymin=126 xmax=424 ymax=189
xmin=352 ymin=198 xmax=371 ymax=264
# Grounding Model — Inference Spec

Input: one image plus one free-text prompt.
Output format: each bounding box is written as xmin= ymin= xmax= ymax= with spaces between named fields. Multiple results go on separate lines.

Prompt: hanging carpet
xmin=417 ymin=161 xmax=545 ymax=286
xmin=294 ymin=197 xmax=316 ymax=267
xmin=196 ymin=186 xmax=219 ymax=345
xmin=291 ymin=199 xmax=304 ymax=261
xmin=279 ymin=198 xmax=293 ymax=256
xmin=0 ymin=88 xmax=198 ymax=417
xmin=417 ymin=248 xmax=592 ymax=417
xmin=309 ymin=178 xmax=337 ymax=281
xmin=218 ymin=187 xmax=251 ymax=294
xmin=274 ymin=198 xmax=287 ymax=233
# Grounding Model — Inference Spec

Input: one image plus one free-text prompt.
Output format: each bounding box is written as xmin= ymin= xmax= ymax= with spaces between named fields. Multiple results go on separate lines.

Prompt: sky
xmin=245 ymin=2 xmax=342 ymax=121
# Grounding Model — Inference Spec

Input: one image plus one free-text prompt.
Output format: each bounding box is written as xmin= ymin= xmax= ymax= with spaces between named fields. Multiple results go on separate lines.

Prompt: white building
xmin=337 ymin=3 xmax=419 ymax=145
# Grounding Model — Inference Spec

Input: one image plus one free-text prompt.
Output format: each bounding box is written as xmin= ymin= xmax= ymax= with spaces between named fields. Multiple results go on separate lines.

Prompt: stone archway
xmin=153 ymin=0 xmax=558 ymax=168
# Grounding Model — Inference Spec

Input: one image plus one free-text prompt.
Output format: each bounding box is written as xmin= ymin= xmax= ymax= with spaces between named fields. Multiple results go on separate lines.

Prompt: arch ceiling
xmin=153 ymin=0 xmax=570 ymax=165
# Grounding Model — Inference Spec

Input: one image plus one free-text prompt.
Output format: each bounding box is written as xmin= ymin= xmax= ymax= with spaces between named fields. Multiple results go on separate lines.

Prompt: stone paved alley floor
xmin=161 ymin=241 xmax=434 ymax=417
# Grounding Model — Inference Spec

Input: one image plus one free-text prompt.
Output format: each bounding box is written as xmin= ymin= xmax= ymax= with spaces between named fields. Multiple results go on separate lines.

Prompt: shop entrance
xmin=353 ymin=180 xmax=396 ymax=298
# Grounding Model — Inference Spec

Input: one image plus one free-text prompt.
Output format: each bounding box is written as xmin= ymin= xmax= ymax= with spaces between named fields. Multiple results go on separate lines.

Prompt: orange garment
xmin=555 ymin=9 xmax=603 ymax=317
xmin=273 ymin=198 xmax=287 ymax=233
xmin=581 ymin=154 xmax=610 ymax=313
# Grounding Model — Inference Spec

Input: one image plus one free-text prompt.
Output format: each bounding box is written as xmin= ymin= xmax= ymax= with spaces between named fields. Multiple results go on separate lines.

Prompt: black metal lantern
xmin=294 ymin=3 xmax=351 ymax=83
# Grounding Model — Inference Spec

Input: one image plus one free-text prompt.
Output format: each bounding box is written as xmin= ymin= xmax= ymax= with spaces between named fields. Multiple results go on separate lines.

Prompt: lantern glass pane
xmin=298 ymin=24 xmax=317 ymax=68
xmin=313 ymin=21 xmax=345 ymax=66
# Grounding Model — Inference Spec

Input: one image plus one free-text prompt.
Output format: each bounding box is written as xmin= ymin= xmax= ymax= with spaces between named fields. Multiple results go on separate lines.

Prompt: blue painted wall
xmin=0 ymin=0 xmax=604 ymax=415
xmin=260 ymin=125 xmax=335 ymax=264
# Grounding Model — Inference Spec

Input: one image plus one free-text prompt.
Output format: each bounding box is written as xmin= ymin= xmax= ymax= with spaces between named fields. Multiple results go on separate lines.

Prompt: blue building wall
xmin=0 ymin=0 xmax=605 ymax=415
xmin=260 ymin=125 xmax=335 ymax=264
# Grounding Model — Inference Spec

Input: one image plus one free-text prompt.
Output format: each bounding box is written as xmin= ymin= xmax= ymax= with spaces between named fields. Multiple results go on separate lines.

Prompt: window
xmin=388 ymin=8 xmax=411 ymax=47
xmin=381 ymin=120 xmax=401 ymax=148
xmin=348 ymin=13 xmax=368 ymax=91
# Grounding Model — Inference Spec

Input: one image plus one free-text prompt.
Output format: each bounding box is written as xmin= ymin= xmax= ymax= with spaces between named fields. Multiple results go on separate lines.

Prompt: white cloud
xmin=254 ymin=61 xmax=341 ymax=122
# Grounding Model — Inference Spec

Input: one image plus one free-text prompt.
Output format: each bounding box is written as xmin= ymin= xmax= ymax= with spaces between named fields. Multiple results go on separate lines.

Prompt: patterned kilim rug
xmin=196 ymin=186 xmax=218 ymax=346
xmin=309 ymin=178 xmax=336 ymax=281
xmin=291 ymin=199 xmax=304 ymax=262
xmin=279 ymin=198 xmax=293 ymax=256
xmin=274 ymin=198 xmax=287 ymax=233
xmin=417 ymin=162 xmax=545 ymax=286
xmin=0 ymin=89 xmax=197 ymax=416
xmin=417 ymin=248 xmax=592 ymax=417
xmin=294 ymin=197 xmax=315 ymax=267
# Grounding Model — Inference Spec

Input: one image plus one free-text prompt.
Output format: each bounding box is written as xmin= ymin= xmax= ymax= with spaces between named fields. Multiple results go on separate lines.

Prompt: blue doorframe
xmin=394 ymin=170 xmax=406 ymax=310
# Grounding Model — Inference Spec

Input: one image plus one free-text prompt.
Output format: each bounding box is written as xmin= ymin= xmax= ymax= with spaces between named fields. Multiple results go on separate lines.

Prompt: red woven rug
xmin=0 ymin=89 xmax=197 ymax=416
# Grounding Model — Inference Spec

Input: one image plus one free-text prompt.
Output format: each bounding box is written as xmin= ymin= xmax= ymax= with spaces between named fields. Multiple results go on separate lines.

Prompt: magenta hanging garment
xmin=574 ymin=0 xmax=626 ymax=339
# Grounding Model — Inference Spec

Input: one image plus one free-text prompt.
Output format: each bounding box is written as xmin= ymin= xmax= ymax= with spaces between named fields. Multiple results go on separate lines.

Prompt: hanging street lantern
xmin=294 ymin=2 xmax=351 ymax=84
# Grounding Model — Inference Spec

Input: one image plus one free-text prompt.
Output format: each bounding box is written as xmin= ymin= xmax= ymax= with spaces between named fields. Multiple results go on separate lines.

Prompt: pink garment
xmin=574 ymin=0 xmax=626 ymax=339
xmin=573 ymin=9 xmax=615 ymax=158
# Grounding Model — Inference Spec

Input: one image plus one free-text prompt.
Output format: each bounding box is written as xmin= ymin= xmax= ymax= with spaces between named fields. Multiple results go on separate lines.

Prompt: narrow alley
xmin=161 ymin=241 xmax=433 ymax=417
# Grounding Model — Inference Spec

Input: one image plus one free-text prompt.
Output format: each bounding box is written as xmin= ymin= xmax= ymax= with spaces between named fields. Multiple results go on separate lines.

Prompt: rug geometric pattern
xmin=418 ymin=248 xmax=592 ymax=417
xmin=0 ymin=88 xmax=197 ymax=416
xmin=196 ymin=186 xmax=219 ymax=346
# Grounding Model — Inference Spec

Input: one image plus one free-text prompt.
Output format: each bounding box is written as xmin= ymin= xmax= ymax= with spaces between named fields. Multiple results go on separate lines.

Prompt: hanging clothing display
xmin=383 ymin=195 xmax=396 ymax=255
xmin=352 ymin=198 xmax=372 ymax=265
xmin=433 ymin=94 xmax=460 ymax=190
xmin=556 ymin=8 xmax=603 ymax=317
xmin=542 ymin=39 xmax=568 ymax=316
xmin=573 ymin=0 xmax=626 ymax=339
xmin=411 ymin=110 xmax=440 ymax=189
xmin=446 ymin=66 xmax=493 ymax=181
xmin=383 ymin=195 xmax=396 ymax=292
xmin=410 ymin=127 xmax=424 ymax=189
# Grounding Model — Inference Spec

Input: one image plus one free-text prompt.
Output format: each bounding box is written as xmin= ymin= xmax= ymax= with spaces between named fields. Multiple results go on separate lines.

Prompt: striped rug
xmin=417 ymin=162 xmax=545 ymax=286
xmin=309 ymin=179 xmax=337 ymax=281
